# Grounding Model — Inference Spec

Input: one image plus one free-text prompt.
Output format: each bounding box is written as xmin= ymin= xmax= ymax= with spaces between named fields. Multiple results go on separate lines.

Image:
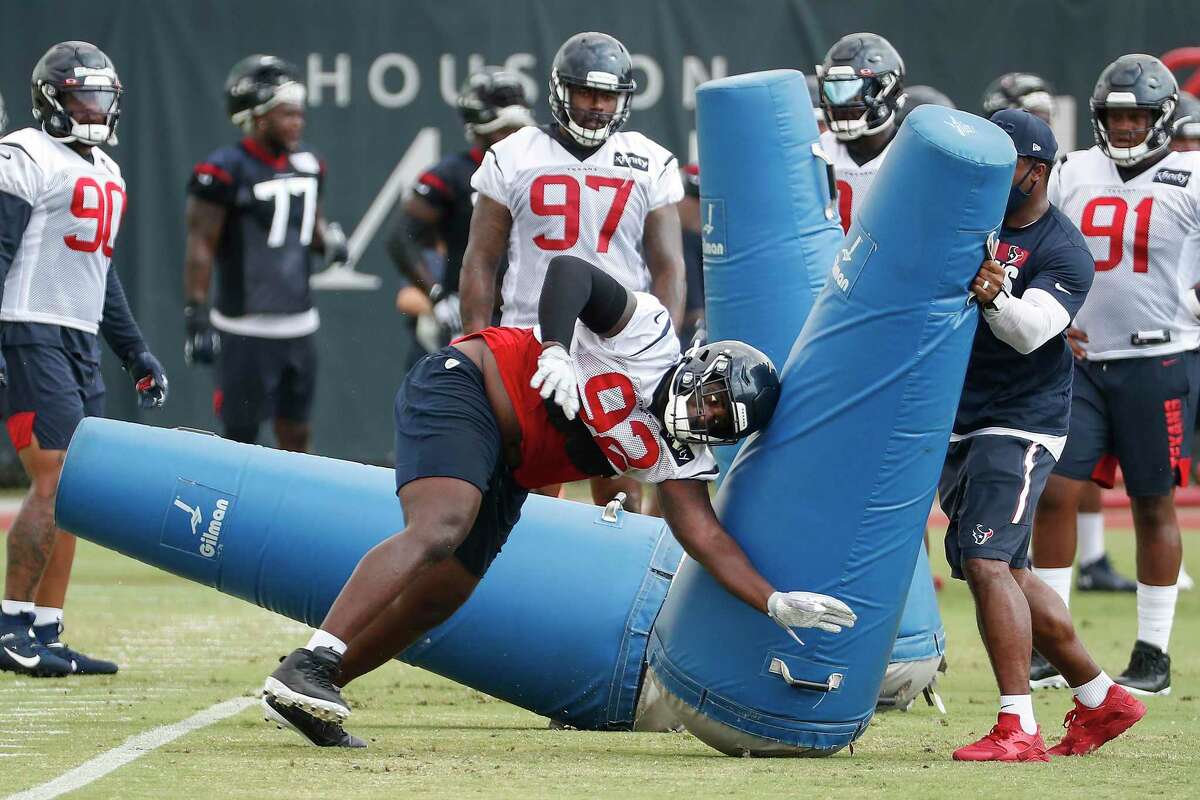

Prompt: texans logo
xmin=996 ymin=241 xmax=1030 ymax=269
xmin=972 ymin=524 xmax=994 ymax=545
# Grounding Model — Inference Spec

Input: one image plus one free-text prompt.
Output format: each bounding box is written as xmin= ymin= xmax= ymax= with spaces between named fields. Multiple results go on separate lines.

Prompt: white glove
xmin=767 ymin=591 xmax=857 ymax=646
xmin=432 ymin=293 xmax=462 ymax=336
xmin=530 ymin=343 xmax=580 ymax=420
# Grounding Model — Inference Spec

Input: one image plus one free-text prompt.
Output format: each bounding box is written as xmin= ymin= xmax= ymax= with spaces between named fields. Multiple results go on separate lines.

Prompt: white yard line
xmin=5 ymin=696 xmax=256 ymax=800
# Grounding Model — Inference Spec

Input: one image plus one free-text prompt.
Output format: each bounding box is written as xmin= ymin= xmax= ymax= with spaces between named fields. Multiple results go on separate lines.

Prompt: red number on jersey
xmin=578 ymin=371 xmax=661 ymax=470
xmin=64 ymin=177 xmax=126 ymax=257
xmin=530 ymin=174 xmax=635 ymax=253
xmin=1079 ymin=196 xmax=1153 ymax=274
xmin=836 ymin=179 xmax=853 ymax=234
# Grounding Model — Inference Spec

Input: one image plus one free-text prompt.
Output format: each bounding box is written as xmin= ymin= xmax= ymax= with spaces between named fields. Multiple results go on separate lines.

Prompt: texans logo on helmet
xmin=996 ymin=241 xmax=1030 ymax=269
xmin=972 ymin=524 xmax=995 ymax=545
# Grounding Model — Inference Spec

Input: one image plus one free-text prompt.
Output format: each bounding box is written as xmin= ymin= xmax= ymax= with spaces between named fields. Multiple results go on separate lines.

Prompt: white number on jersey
xmin=253 ymin=176 xmax=318 ymax=247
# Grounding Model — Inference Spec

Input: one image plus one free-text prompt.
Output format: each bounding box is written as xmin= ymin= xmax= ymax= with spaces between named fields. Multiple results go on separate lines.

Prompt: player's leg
xmin=1107 ymin=352 xmax=1194 ymax=695
xmin=272 ymin=334 xmax=315 ymax=453
xmin=1 ymin=346 xmax=79 ymax=677
xmin=948 ymin=437 xmax=1049 ymax=762
xmin=590 ymin=474 xmax=643 ymax=513
xmin=1075 ymin=480 xmax=1136 ymax=592
xmin=215 ymin=331 xmax=266 ymax=444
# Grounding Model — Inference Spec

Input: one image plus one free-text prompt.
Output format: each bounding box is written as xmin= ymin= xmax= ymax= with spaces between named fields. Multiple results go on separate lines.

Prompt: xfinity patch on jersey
xmin=614 ymin=151 xmax=649 ymax=171
xmin=661 ymin=429 xmax=695 ymax=468
xmin=162 ymin=478 xmax=236 ymax=560
xmin=700 ymin=198 xmax=727 ymax=261
xmin=1153 ymin=168 xmax=1191 ymax=188
xmin=829 ymin=224 xmax=877 ymax=298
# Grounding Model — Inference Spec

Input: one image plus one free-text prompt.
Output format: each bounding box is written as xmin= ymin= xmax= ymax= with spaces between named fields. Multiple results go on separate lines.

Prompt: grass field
xmin=2 ymin=498 xmax=1199 ymax=798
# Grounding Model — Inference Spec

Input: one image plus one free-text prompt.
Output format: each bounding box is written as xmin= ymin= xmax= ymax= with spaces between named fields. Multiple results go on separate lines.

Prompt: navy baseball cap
xmin=989 ymin=108 xmax=1057 ymax=162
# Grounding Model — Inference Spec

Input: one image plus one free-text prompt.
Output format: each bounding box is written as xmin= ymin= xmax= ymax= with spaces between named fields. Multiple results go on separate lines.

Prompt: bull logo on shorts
xmin=972 ymin=524 xmax=994 ymax=545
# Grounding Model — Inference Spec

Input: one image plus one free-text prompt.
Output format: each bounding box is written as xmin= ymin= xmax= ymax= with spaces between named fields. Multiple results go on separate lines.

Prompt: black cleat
xmin=1115 ymin=640 xmax=1171 ymax=696
xmin=34 ymin=623 xmax=118 ymax=675
xmin=1029 ymin=649 xmax=1068 ymax=690
xmin=1076 ymin=555 xmax=1137 ymax=592
xmin=262 ymin=647 xmax=350 ymax=722
xmin=0 ymin=612 xmax=72 ymax=677
xmin=262 ymin=695 xmax=366 ymax=748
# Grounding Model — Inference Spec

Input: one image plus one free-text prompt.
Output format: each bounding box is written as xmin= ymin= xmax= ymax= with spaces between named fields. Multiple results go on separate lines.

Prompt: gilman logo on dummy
xmin=167 ymin=489 xmax=233 ymax=559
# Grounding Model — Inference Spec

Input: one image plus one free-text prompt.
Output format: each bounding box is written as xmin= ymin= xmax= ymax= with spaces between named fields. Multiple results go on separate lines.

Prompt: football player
xmin=816 ymin=32 xmax=906 ymax=234
xmin=678 ymin=164 xmax=704 ymax=344
xmin=982 ymin=72 xmax=1056 ymax=124
xmin=895 ymin=84 xmax=955 ymax=127
xmin=1031 ymin=54 xmax=1200 ymax=696
xmin=260 ymin=253 xmax=856 ymax=747
xmin=183 ymin=55 xmax=348 ymax=452
xmin=947 ymin=110 xmax=1143 ymax=762
xmin=388 ymin=68 xmax=533 ymax=365
xmin=0 ymin=42 xmax=167 ymax=677
xmin=458 ymin=31 xmax=686 ymax=514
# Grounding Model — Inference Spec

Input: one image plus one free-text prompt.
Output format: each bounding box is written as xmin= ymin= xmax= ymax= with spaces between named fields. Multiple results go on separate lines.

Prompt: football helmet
xmin=896 ymin=84 xmax=955 ymax=126
xmin=457 ymin=67 xmax=534 ymax=140
xmin=981 ymin=72 xmax=1055 ymax=121
xmin=817 ymin=33 xmax=906 ymax=141
xmin=663 ymin=341 xmax=780 ymax=445
xmin=549 ymin=32 xmax=636 ymax=147
xmin=1090 ymin=54 xmax=1178 ymax=167
xmin=1174 ymin=91 xmax=1200 ymax=148
xmin=226 ymin=55 xmax=306 ymax=132
xmin=31 ymin=41 xmax=122 ymax=146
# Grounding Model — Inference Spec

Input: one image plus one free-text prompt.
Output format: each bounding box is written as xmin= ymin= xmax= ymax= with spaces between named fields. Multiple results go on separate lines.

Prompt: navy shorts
xmin=1054 ymin=352 xmax=1200 ymax=497
xmin=216 ymin=332 xmax=316 ymax=431
xmin=393 ymin=346 xmax=527 ymax=578
xmin=2 ymin=344 xmax=104 ymax=451
xmin=939 ymin=435 xmax=1057 ymax=580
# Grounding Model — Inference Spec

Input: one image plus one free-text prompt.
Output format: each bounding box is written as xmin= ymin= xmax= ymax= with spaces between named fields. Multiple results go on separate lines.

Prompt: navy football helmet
xmin=664 ymin=341 xmax=781 ymax=445
xmin=896 ymin=84 xmax=955 ymax=125
xmin=31 ymin=41 xmax=122 ymax=146
xmin=226 ymin=55 xmax=306 ymax=132
xmin=549 ymin=32 xmax=636 ymax=147
xmin=982 ymin=72 xmax=1055 ymax=122
xmin=457 ymin=67 xmax=534 ymax=140
xmin=1090 ymin=54 xmax=1178 ymax=167
xmin=817 ymin=33 xmax=906 ymax=141
xmin=1172 ymin=91 xmax=1200 ymax=149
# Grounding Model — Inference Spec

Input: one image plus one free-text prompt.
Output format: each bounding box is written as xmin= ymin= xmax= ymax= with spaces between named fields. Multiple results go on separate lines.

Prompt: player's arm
xmin=643 ymin=203 xmax=686 ymax=332
xmin=100 ymin=266 xmax=167 ymax=409
xmin=658 ymin=478 xmax=856 ymax=636
xmin=386 ymin=190 xmax=446 ymax=294
xmin=459 ymin=194 xmax=512 ymax=334
xmin=310 ymin=211 xmax=349 ymax=267
xmin=971 ymin=245 xmax=1090 ymax=355
xmin=182 ymin=195 xmax=227 ymax=364
xmin=0 ymin=188 xmax=33 ymax=386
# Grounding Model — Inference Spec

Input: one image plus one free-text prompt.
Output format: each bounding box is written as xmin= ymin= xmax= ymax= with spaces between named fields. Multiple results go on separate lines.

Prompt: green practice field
xmin=2 ymin=507 xmax=1198 ymax=798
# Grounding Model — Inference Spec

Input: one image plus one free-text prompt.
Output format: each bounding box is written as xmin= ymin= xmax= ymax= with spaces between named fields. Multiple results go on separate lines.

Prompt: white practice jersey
xmin=565 ymin=292 xmax=717 ymax=484
xmin=1050 ymin=147 xmax=1200 ymax=360
xmin=820 ymin=130 xmax=893 ymax=234
xmin=473 ymin=126 xmax=683 ymax=327
xmin=0 ymin=127 xmax=124 ymax=334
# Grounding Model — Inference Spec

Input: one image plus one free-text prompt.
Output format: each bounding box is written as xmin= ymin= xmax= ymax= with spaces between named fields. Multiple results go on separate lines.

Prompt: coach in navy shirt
xmin=943 ymin=110 xmax=1145 ymax=762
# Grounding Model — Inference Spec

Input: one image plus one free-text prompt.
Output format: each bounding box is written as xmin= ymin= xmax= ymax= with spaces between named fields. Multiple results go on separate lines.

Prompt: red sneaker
xmin=953 ymin=713 xmax=1049 ymax=762
xmin=1047 ymin=684 xmax=1146 ymax=756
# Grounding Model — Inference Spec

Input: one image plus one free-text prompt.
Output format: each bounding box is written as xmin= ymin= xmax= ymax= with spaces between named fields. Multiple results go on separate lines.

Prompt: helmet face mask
xmin=818 ymin=33 xmax=906 ymax=142
xmin=457 ymin=68 xmax=534 ymax=141
xmin=1090 ymin=54 xmax=1178 ymax=167
xmin=662 ymin=341 xmax=780 ymax=446
xmin=548 ymin=32 xmax=636 ymax=148
xmin=31 ymin=41 xmax=122 ymax=147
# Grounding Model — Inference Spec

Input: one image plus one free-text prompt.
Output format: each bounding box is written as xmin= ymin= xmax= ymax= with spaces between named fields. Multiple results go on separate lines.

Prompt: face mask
xmin=1005 ymin=162 xmax=1039 ymax=217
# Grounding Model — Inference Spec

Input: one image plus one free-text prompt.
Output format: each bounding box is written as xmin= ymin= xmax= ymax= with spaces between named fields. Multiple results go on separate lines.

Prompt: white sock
xmin=999 ymin=694 xmax=1038 ymax=734
xmin=1072 ymin=671 xmax=1115 ymax=708
xmin=33 ymin=607 xmax=63 ymax=627
xmin=305 ymin=629 xmax=348 ymax=656
xmin=1076 ymin=512 xmax=1106 ymax=567
xmin=1136 ymin=582 xmax=1178 ymax=652
xmin=1033 ymin=566 xmax=1073 ymax=610
xmin=1 ymin=600 xmax=35 ymax=617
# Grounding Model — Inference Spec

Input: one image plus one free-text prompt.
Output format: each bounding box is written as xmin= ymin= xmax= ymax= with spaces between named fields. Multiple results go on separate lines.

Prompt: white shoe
xmin=1178 ymin=564 xmax=1194 ymax=592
